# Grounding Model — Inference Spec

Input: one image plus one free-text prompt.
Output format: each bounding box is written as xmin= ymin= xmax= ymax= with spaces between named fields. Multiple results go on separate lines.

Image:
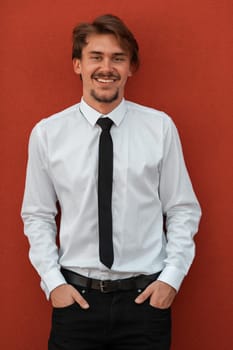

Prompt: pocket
xmin=51 ymin=302 xmax=80 ymax=327
xmin=53 ymin=302 xmax=77 ymax=313
xmin=146 ymin=301 xmax=171 ymax=323
xmin=148 ymin=302 xmax=171 ymax=312
xmin=144 ymin=303 xmax=172 ymax=347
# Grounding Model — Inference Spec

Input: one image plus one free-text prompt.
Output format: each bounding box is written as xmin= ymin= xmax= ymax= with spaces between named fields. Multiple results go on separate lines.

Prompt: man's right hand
xmin=50 ymin=284 xmax=89 ymax=309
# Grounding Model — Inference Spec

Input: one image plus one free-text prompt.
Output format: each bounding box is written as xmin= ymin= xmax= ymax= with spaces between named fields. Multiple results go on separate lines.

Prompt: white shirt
xmin=21 ymin=98 xmax=201 ymax=299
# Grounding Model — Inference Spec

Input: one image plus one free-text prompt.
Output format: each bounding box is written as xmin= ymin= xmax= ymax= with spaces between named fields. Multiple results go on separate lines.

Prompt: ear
xmin=73 ymin=59 xmax=81 ymax=75
xmin=128 ymin=65 xmax=134 ymax=77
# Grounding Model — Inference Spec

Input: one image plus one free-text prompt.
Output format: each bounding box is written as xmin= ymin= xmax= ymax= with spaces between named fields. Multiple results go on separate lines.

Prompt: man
xmin=21 ymin=14 xmax=201 ymax=350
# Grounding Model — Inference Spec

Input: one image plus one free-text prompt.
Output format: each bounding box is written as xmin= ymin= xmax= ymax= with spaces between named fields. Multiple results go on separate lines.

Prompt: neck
xmin=82 ymin=97 xmax=123 ymax=115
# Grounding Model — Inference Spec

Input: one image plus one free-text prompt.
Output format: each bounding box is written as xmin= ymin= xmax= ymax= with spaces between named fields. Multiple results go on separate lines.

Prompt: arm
xmin=158 ymin=116 xmax=201 ymax=290
xmin=136 ymin=116 xmax=201 ymax=307
xmin=21 ymin=123 xmax=89 ymax=309
xmin=21 ymin=123 xmax=68 ymax=299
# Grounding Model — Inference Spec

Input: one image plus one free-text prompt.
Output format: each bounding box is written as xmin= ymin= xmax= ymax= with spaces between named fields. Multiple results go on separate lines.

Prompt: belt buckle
xmin=100 ymin=280 xmax=110 ymax=293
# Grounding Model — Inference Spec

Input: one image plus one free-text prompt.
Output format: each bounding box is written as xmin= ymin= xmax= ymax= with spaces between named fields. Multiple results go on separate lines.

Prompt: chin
xmin=91 ymin=90 xmax=119 ymax=104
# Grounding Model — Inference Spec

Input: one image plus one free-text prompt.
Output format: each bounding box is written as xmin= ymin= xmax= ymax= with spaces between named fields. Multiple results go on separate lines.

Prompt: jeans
xmin=48 ymin=285 xmax=171 ymax=350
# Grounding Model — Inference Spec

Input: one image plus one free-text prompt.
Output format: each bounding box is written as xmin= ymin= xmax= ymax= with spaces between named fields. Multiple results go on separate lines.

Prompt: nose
xmin=101 ymin=57 xmax=113 ymax=72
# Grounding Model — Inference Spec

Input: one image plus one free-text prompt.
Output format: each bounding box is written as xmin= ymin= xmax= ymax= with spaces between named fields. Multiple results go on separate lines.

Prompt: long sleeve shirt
xmin=21 ymin=98 xmax=201 ymax=299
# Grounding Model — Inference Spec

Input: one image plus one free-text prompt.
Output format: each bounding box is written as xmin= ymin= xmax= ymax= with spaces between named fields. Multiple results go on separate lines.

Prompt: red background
xmin=1 ymin=1 xmax=232 ymax=349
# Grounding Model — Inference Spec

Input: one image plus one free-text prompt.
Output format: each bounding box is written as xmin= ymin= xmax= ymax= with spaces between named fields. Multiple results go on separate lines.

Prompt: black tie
xmin=96 ymin=117 xmax=114 ymax=268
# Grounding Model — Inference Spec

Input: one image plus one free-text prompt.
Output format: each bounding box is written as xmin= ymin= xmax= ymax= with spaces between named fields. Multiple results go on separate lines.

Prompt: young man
xmin=21 ymin=14 xmax=201 ymax=350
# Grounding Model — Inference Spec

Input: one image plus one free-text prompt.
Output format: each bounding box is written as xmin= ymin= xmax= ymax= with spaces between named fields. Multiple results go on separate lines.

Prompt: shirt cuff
xmin=40 ymin=268 xmax=67 ymax=300
xmin=157 ymin=265 xmax=185 ymax=292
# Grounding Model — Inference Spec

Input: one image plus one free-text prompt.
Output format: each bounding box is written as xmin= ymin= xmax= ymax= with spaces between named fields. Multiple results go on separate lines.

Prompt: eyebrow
xmin=88 ymin=51 xmax=128 ymax=56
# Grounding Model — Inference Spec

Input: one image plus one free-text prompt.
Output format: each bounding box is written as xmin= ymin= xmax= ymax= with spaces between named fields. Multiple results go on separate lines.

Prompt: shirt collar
xmin=79 ymin=98 xmax=127 ymax=127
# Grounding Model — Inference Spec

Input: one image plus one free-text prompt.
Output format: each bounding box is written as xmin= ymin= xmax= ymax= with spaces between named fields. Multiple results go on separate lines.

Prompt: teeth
xmin=96 ymin=78 xmax=114 ymax=83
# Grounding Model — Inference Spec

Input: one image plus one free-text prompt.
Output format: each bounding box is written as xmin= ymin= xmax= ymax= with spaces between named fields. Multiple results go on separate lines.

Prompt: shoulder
xmin=36 ymin=103 xmax=80 ymax=129
xmin=29 ymin=103 xmax=81 ymax=144
xmin=125 ymin=100 xmax=173 ymax=128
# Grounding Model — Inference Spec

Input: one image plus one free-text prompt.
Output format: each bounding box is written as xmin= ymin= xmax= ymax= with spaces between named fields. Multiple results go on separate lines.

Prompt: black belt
xmin=61 ymin=268 xmax=160 ymax=293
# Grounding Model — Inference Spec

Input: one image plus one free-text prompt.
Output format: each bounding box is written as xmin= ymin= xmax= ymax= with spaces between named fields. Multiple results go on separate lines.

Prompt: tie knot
xmin=97 ymin=117 xmax=113 ymax=131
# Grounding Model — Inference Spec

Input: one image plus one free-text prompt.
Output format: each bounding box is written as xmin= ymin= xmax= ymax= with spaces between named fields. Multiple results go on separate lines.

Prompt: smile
xmin=92 ymin=73 xmax=120 ymax=84
xmin=95 ymin=78 xmax=115 ymax=83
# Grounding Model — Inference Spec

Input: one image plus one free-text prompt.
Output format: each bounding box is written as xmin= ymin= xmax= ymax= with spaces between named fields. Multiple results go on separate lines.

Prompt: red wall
xmin=1 ymin=1 xmax=232 ymax=349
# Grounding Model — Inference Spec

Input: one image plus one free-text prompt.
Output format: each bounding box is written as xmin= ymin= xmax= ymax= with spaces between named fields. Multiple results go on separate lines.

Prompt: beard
xmin=90 ymin=71 xmax=121 ymax=103
xmin=90 ymin=88 xmax=119 ymax=104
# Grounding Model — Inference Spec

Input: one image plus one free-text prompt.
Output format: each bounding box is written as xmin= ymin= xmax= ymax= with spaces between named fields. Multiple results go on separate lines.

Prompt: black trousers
xmin=48 ymin=285 xmax=171 ymax=350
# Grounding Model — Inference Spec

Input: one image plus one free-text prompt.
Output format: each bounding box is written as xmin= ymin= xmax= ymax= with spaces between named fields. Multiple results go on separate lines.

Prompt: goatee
xmin=90 ymin=89 xmax=119 ymax=104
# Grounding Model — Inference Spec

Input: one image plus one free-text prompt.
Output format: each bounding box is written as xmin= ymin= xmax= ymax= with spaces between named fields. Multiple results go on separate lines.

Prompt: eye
xmin=113 ymin=56 xmax=125 ymax=62
xmin=90 ymin=55 xmax=102 ymax=61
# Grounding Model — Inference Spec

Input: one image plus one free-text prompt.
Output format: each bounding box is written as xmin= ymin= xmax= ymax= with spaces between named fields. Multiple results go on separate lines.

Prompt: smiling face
xmin=73 ymin=34 xmax=133 ymax=113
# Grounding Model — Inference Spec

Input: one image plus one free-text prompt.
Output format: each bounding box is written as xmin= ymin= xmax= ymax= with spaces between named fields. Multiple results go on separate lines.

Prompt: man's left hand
xmin=135 ymin=280 xmax=177 ymax=309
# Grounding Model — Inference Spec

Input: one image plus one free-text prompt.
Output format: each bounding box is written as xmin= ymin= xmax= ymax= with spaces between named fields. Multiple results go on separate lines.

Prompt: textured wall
xmin=1 ymin=1 xmax=232 ymax=349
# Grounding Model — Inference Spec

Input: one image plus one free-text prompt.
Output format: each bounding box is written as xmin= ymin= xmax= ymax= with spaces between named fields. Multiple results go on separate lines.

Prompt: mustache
xmin=91 ymin=73 xmax=120 ymax=80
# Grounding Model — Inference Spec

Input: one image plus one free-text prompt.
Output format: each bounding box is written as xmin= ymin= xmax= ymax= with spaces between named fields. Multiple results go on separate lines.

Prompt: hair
xmin=72 ymin=14 xmax=140 ymax=71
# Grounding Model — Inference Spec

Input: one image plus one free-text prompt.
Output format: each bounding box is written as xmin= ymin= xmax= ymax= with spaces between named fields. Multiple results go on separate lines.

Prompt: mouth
xmin=95 ymin=78 xmax=115 ymax=83
xmin=92 ymin=74 xmax=120 ymax=84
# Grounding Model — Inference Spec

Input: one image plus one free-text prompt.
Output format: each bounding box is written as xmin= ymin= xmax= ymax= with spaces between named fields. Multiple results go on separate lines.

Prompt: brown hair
xmin=72 ymin=14 xmax=140 ymax=71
